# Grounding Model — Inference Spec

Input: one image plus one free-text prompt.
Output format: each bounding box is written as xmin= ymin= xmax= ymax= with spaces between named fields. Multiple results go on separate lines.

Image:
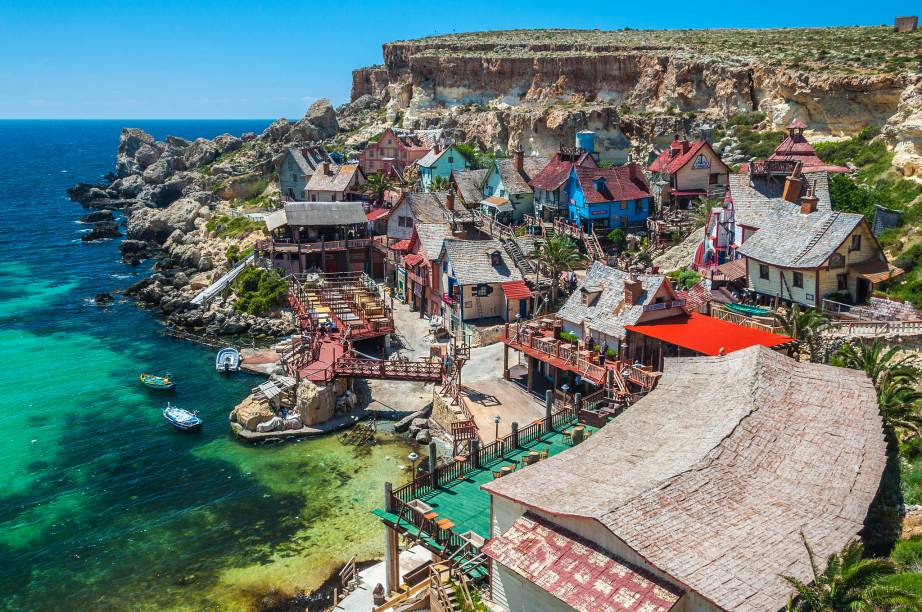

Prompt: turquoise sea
xmin=0 ymin=121 xmax=408 ymax=611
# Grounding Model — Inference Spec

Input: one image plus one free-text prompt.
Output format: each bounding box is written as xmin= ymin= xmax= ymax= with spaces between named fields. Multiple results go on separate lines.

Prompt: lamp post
xmin=494 ymin=415 xmax=501 ymax=441
xmin=561 ymin=384 xmax=570 ymax=405
xmin=408 ymin=452 xmax=419 ymax=477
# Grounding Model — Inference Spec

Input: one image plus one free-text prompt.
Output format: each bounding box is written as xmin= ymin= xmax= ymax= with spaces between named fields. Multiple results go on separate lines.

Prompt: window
xmin=850 ymin=235 xmax=861 ymax=252
xmin=759 ymin=264 xmax=770 ymax=280
xmin=292 ymin=173 xmax=297 ymax=181
xmin=709 ymin=172 xmax=721 ymax=185
xmin=837 ymin=273 xmax=848 ymax=291
xmin=635 ymin=199 xmax=644 ymax=213
xmin=620 ymin=201 xmax=628 ymax=211
xmin=448 ymin=156 xmax=454 ymax=163
xmin=369 ymin=149 xmax=375 ymax=157
xmin=793 ymin=272 xmax=803 ymax=288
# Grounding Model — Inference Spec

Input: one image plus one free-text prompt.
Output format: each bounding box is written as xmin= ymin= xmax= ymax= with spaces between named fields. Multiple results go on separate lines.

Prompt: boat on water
xmin=140 ymin=373 xmax=175 ymax=390
xmin=162 ymin=403 xmax=202 ymax=431
xmin=215 ymin=347 xmax=240 ymax=373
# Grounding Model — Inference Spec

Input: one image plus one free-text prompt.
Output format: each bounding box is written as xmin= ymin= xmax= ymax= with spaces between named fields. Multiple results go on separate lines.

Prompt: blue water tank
xmin=576 ymin=130 xmax=596 ymax=154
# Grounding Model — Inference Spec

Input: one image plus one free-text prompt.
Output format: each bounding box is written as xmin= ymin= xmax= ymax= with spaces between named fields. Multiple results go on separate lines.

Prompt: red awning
xmin=625 ymin=312 xmax=794 ymax=356
xmin=402 ymin=253 xmax=424 ymax=267
xmin=366 ymin=208 xmax=391 ymax=221
xmin=391 ymin=239 xmax=411 ymax=251
xmin=501 ymin=280 xmax=532 ymax=300
xmin=671 ymin=189 xmax=707 ymax=197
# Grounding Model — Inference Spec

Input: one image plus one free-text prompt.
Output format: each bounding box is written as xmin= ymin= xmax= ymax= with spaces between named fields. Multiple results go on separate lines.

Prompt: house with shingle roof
xmin=399 ymin=222 xmax=454 ymax=316
xmin=450 ymin=168 xmax=489 ymax=208
xmin=483 ymin=345 xmax=887 ymax=612
xmin=768 ymin=120 xmax=850 ymax=173
xmin=530 ymin=147 xmax=598 ymax=221
xmin=278 ymin=145 xmax=332 ymax=201
xmin=648 ymin=137 xmax=729 ymax=210
xmin=357 ymin=127 xmax=449 ymax=176
xmin=305 ymin=162 xmax=366 ymax=202
xmin=417 ymin=143 xmax=470 ymax=191
xmin=439 ymin=238 xmax=525 ymax=324
xmin=567 ymin=163 xmax=652 ymax=232
xmin=737 ymin=195 xmax=902 ymax=307
xmin=482 ymin=151 xmax=550 ymax=223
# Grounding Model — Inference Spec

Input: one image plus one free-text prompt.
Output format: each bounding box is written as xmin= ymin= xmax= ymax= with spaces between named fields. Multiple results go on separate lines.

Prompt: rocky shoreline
xmin=68 ymin=100 xmax=340 ymax=339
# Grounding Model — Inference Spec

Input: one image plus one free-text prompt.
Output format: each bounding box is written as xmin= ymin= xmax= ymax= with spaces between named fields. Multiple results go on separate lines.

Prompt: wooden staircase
xmin=501 ymin=237 xmax=536 ymax=276
xmin=584 ymin=229 xmax=605 ymax=262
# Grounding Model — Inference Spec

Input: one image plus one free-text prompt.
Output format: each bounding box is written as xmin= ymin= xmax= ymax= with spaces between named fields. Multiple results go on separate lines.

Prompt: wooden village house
xmin=529 ymin=146 xmax=598 ymax=222
xmin=566 ymin=163 xmax=652 ymax=233
xmin=481 ymin=150 xmax=549 ymax=224
xmin=304 ymin=162 xmax=366 ymax=202
xmin=279 ymin=145 xmax=331 ymax=201
xmin=648 ymin=136 xmax=729 ymax=210
xmin=357 ymin=127 xmax=448 ymax=176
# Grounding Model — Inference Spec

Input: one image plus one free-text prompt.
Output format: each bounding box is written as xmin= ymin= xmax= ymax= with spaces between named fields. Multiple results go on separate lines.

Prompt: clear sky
xmin=0 ymin=0 xmax=911 ymax=119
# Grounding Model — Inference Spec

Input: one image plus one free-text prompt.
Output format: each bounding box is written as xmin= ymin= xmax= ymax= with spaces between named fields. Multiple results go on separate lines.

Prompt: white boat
xmin=163 ymin=403 xmax=202 ymax=431
xmin=216 ymin=347 xmax=240 ymax=372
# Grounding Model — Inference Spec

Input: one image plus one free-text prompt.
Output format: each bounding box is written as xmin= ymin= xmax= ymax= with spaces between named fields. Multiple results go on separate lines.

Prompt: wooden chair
xmin=562 ymin=429 xmax=573 ymax=445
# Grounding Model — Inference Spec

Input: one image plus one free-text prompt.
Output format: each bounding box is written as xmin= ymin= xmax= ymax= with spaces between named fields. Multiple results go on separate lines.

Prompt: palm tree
xmin=875 ymin=373 xmax=922 ymax=442
xmin=429 ymin=175 xmax=450 ymax=192
xmin=782 ymin=536 xmax=919 ymax=611
xmin=362 ymin=172 xmax=397 ymax=205
xmin=402 ymin=164 xmax=420 ymax=190
xmin=831 ymin=338 xmax=921 ymax=389
xmin=538 ymin=236 xmax=582 ymax=306
xmin=774 ymin=305 xmax=829 ymax=362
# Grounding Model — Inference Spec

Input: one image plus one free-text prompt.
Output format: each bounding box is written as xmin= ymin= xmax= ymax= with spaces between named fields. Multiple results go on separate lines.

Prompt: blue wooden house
xmin=567 ymin=163 xmax=652 ymax=232
xmin=418 ymin=144 xmax=470 ymax=191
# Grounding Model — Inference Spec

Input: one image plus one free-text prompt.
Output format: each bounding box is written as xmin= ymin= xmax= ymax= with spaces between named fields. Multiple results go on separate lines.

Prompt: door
xmin=856 ymin=277 xmax=871 ymax=304
xmin=519 ymin=298 xmax=527 ymax=319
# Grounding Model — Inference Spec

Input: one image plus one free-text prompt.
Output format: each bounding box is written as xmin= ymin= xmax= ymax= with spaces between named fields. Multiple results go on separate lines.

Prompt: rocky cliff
xmin=345 ymin=27 xmax=922 ymax=175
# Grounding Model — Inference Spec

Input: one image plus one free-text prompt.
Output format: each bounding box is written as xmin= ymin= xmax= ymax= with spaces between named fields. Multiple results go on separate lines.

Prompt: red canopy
xmin=391 ymin=239 xmax=411 ymax=251
xmin=626 ymin=312 xmax=794 ymax=356
xmin=501 ymin=280 xmax=532 ymax=300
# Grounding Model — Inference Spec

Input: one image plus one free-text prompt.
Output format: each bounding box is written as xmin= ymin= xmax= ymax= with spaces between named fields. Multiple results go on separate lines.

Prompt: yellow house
xmin=737 ymin=192 xmax=901 ymax=308
xmin=648 ymin=137 xmax=729 ymax=210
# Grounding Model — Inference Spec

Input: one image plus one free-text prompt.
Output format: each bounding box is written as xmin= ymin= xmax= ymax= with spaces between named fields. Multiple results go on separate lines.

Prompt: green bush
xmin=890 ymin=536 xmax=922 ymax=571
xmin=667 ymin=267 xmax=701 ymax=290
xmin=225 ymin=245 xmax=253 ymax=265
xmin=607 ymin=228 xmax=626 ymax=250
xmin=206 ymin=214 xmax=264 ymax=239
xmin=559 ymin=330 xmax=579 ymax=343
xmin=901 ymin=456 xmax=922 ymax=505
xmin=232 ymin=268 xmax=287 ymax=316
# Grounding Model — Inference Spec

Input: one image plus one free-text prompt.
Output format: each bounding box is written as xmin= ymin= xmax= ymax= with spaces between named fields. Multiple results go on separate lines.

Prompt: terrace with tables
xmin=290 ymin=272 xmax=395 ymax=342
xmin=374 ymin=405 xmax=597 ymax=582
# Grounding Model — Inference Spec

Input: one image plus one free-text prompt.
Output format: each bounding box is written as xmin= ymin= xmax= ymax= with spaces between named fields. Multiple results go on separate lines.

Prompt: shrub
xmin=225 ymin=245 xmax=253 ymax=265
xmin=607 ymin=228 xmax=626 ymax=250
xmin=559 ymin=330 xmax=579 ymax=343
xmin=232 ymin=268 xmax=287 ymax=316
xmin=667 ymin=267 xmax=701 ymax=290
xmin=890 ymin=536 xmax=922 ymax=571
xmin=206 ymin=214 xmax=264 ymax=239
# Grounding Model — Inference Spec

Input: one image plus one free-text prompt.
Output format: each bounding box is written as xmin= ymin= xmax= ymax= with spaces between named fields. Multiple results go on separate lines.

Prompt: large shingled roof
xmin=265 ymin=201 xmax=368 ymax=230
xmin=737 ymin=209 xmax=866 ymax=268
xmin=441 ymin=238 xmax=522 ymax=285
xmin=729 ymin=170 xmax=831 ymax=230
xmin=495 ymin=157 xmax=549 ymax=195
xmin=557 ymin=261 xmax=667 ymax=340
xmin=483 ymin=346 xmax=887 ymax=612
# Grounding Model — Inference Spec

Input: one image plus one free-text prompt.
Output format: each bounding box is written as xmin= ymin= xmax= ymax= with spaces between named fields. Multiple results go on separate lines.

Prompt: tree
xmin=538 ymin=236 xmax=582 ymax=306
xmin=429 ymin=175 xmax=450 ymax=192
xmin=831 ymin=339 xmax=921 ymax=389
xmin=782 ymin=536 xmax=919 ymax=611
xmin=774 ymin=305 xmax=829 ymax=362
xmin=607 ymin=228 xmax=626 ymax=251
xmin=402 ymin=164 xmax=420 ymax=190
xmin=362 ymin=172 xmax=398 ymax=205
xmin=833 ymin=339 xmax=922 ymax=443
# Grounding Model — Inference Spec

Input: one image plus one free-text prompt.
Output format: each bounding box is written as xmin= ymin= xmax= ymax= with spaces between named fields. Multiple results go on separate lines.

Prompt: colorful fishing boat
xmin=215 ymin=347 xmax=240 ymax=373
xmin=140 ymin=373 xmax=175 ymax=390
xmin=162 ymin=403 xmax=202 ymax=431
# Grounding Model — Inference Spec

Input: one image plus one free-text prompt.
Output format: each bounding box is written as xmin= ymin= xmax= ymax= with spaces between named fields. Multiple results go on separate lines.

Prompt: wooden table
xmin=454 ymin=455 xmax=468 ymax=480
xmin=500 ymin=465 xmax=514 ymax=476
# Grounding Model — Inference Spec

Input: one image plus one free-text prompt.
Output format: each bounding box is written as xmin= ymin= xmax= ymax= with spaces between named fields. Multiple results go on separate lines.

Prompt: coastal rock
xmin=304 ymin=98 xmax=339 ymax=139
xmin=95 ymin=292 xmax=113 ymax=305
xmin=144 ymin=176 xmax=189 ymax=207
xmin=172 ymin=272 xmax=190 ymax=289
xmin=117 ymin=127 xmax=157 ymax=160
xmin=182 ymin=138 xmax=220 ymax=169
xmin=125 ymin=277 xmax=153 ymax=295
xmin=415 ymin=429 xmax=432 ymax=444
xmin=80 ymin=209 xmax=114 ymax=223
xmin=231 ymin=395 xmax=275 ymax=431
xmin=165 ymin=135 xmax=192 ymax=151
xmin=142 ymin=156 xmax=180 ymax=184
xmin=213 ymin=133 xmax=242 ymax=155
xmin=82 ymin=221 xmax=122 ymax=242
xmin=134 ymin=143 xmax=162 ymax=168
xmin=127 ymin=197 xmax=204 ymax=243
xmin=110 ymin=174 xmax=146 ymax=198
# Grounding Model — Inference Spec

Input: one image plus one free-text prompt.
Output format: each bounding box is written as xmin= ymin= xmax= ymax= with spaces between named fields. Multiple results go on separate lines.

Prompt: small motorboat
xmin=163 ymin=403 xmax=202 ymax=431
xmin=216 ymin=347 xmax=240 ymax=373
xmin=140 ymin=373 xmax=175 ymax=390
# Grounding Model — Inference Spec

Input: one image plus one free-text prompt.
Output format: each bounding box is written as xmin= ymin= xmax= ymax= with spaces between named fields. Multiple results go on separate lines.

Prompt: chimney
xmin=514 ymin=149 xmax=524 ymax=173
xmin=446 ymin=188 xmax=455 ymax=211
xmin=623 ymin=274 xmax=643 ymax=306
xmin=800 ymin=181 xmax=819 ymax=214
xmin=781 ymin=162 xmax=804 ymax=204
xmin=322 ymin=161 xmax=331 ymax=176
xmin=433 ymin=142 xmax=441 ymax=155
xmin=628 ymin=162 xmax=639 ymax=181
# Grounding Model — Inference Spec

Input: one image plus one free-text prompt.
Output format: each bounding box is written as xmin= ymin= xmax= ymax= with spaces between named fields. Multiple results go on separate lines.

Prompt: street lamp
xmin=494 ymin=415 xmax=501 ymax=441
xmin=408 ymin=452 xmax=419 ymax=476
xmin=561 ymin=384 xmax=570 ymax=405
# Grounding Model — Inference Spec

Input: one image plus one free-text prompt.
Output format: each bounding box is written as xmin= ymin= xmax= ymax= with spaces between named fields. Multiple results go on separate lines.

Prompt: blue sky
xmin=0 ymin=0 xmax=910 ymax=119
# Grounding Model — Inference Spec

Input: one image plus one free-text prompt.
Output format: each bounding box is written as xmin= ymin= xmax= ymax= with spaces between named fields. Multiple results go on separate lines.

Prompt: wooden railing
xmin=392 ymin=403 xmax=578 ymax=503
xmin=711 ymin=304 xmax=783 ymax=334
xmin=827 ymin=319 xmax=922 ymax=337
xmin=621 ymin=364 xmax=661 ymax=390
xmin=503 ymin=323 xmax=611 ymax=386
xmin=257 ymin=238 xmax=374 ymax=253
xmin=333 ymin=357 xmax=443 ymax=382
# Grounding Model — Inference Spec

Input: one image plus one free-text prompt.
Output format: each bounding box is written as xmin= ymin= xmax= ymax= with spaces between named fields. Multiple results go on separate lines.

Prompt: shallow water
xmin=0 ymin=120 xmax=410 ymax=610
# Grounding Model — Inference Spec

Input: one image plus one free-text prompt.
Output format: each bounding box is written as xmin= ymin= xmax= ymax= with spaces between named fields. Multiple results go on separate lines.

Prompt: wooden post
xmin=545 ymin=390 xmax=553 ymax=432
xmin=383 ymin=482 xmax=400 ymax=596
xmin=428 ymin=441 xmax=438 ymax=487
xmin=526 ymin=357 xmax=534 ymax=393
xmin=503 ymin=343 xmax=509 ymax=380
xmin=471 ymin=437 xmax=480 ymax=468
xmin=511 ymin=421 xmax=519 ymax=448
xmin=575 ymin=392 xmax=582 ymax=412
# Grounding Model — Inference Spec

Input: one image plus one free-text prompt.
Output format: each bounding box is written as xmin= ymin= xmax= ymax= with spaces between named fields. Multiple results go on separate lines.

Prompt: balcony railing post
xmin=428 ymin=442 xmax=438 ymax=488
xmin=511 ymin=421 xmax=519 ymax=448
xmin=545 ymin=390 xmax=553 ymax=433
xmin=471 ymin=438 xmax=480 ymax=468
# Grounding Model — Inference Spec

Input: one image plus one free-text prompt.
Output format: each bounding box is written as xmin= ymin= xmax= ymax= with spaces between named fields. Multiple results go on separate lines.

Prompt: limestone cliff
xmin=346 ymin=28 xmax=922 ymax=174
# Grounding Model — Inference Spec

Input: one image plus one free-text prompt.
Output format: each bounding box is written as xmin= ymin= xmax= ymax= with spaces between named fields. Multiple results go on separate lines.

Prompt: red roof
xmin=626 ymin=312 xmax=794 ymax=356
xmin=788 ymin=118 xmax=807 ymax=129
xmin=366 ymin=207 xmax=392 ymax=221
xmin=649 ymin=139 xmax=717 ymax=175
xmin=573 ymin=164 xmax=650 ymax=204
xmin=768 ymin=134 xmax=849 ymax=173
xmin=501 ymin=280 xmax=532 ymax=300
xmin=402 ymin=253 xmax=424 ymax=267
xmin=390 ymin=239 xmax=411 ymax=251
xmin=529 ymin=150 xmax=597 ymax=191
xmin=484 ymin=514 xmax=683 ymax=612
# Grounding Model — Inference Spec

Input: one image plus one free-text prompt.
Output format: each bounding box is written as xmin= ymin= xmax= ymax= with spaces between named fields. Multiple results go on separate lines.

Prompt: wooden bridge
xmin=332 ymin=357 xmax=443 ymax=382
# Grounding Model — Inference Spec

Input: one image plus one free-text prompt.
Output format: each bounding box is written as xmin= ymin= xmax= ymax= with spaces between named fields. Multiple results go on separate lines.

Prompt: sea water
xmin=0 ymin=120 xmax=409 ymax=610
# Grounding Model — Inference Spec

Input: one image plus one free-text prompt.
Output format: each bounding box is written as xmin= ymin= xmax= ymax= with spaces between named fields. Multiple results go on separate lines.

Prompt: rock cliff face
xmin=345 ymin=29 xmax=922 ymax=170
